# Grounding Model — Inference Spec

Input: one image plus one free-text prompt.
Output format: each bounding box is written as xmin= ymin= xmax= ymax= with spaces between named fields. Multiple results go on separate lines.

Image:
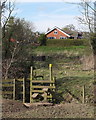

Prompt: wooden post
xmin=53 ymin=77 xmax=55 ymax=91
xmin=13 ymin=79 xmax=15 ymax=100
xmin=82 ymin=85 xmax=85 ymax=104
xmin=30 ymin=66 xmax=33 ymax=103
xmin=49 ymin=64 xmax=53 ymax=102
xmin=23 ymin=78 xmax=25 ymax=103
xmin=49 ymin=64 xmax=52 ymax=81
xmin=43 ymin=91 xmax=47 ymax=102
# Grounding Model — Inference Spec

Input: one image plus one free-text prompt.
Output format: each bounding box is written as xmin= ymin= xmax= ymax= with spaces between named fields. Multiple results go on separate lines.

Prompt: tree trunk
xmin=94 ymin=55 xmax=96 ymax=117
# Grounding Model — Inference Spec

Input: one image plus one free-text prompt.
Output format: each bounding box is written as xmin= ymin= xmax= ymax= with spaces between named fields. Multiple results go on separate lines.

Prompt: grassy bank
xmin=34 ymin=45 xmax=86 ymax=55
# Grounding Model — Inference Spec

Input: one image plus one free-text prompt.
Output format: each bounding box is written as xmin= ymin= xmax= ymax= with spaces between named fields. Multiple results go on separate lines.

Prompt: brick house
xmin=45 ymin=26 xmax=70 ymax=39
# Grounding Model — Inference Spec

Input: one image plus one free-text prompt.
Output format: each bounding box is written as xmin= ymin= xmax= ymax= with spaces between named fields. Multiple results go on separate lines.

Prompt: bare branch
xmin=1 ymin=1 xmax=15 ymax=39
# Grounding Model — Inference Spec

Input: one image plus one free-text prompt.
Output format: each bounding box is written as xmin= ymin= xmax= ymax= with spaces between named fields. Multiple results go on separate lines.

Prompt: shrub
xmin=38 ymin=34 xmax=47 ymax=46
xmin=47 ymin=39 xmax=88 ymax=47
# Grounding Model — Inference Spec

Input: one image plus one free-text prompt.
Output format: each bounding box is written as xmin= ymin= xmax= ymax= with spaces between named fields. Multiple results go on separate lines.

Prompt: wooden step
xmin=32 ymin=93 xmax=39 ymax=98
xmin=32 ymin=90 xmax=45 ymax=93
xmin=32 ymin=80 xmax=54 ymax=83
xmin=32 ymin=86 xmax=55 ymax=89
xmin=42 ymin=88 xmax=48 ymax=92
xmin=23 ymin=102 xmax=53 ymax=108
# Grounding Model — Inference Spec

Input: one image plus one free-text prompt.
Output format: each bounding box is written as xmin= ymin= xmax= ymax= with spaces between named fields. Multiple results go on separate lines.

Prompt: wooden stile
xmin=2 ymin=64 xmax=55 ymax=104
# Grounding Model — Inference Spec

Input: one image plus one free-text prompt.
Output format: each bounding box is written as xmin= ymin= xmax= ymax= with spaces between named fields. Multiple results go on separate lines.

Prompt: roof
xmin=45 ymin=26 xmax=70 ymax=37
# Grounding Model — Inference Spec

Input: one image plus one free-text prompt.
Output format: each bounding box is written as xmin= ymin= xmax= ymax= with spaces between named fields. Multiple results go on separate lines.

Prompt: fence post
xmin=23 ymin=78 xmax=25 ymax=103
xmin=13 ymin=79 xmax=15 ymax=100
xmin=49 ymin=64 xmax=52 ymax=81
xmin=30 ymin=66 xmax=33 ymax=103
xmin=53 ymin=77 xmax=55 ymax=91
xmin=82 ymin=85 xmax=85 ymax=104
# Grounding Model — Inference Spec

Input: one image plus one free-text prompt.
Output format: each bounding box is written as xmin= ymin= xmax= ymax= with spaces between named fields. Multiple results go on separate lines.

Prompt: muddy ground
xmin=2 ymin=99 xmax=94 ymax=118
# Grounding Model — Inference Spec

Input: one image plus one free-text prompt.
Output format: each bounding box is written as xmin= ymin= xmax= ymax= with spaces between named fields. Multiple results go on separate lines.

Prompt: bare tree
xmin=1 ymin=0 xmax=15 ymax=39
xmin=77 ymin=0 xmax=96 ymax=33
xmin=1 ymin=0 xmax=16 ymax=79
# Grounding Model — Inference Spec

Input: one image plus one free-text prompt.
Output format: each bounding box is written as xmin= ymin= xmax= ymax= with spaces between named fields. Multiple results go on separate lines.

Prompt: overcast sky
xmin=11 ymin=0 xmax=95 ymax=33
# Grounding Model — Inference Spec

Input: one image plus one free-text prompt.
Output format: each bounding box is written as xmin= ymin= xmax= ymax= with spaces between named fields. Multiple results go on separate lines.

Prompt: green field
xmin=32 ymin=40 xmax=94 ymax=104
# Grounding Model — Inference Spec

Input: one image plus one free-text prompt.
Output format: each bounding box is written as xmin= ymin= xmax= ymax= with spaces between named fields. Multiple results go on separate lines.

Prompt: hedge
xmin=47 ymin=39 xmax=89 ymax=47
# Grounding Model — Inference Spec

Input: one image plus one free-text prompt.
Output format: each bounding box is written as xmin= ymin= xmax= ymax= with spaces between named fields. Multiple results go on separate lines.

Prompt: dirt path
xmin=2 ymin=99 xmax=94 ymax=118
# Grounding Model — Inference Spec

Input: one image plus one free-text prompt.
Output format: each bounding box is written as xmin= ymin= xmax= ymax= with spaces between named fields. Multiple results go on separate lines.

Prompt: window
xmin=54 ymin=30 xmax=58 ymax=34
xmin=60 ymin=36 xmax=66 ymax=39
xmin=48 ymin=37 xmax=55 ymax=39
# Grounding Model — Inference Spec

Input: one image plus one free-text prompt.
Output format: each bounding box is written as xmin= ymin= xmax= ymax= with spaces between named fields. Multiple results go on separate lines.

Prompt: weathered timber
xmin=42 ymin=88 xmax=49 ymax=92
xmin=32 ymin=86 xmax=55 ymax=89
xmin=82 ymin=85 xmax=85 ymax=104
xmin=2 ymin=84 xmax=14 ymax=87
xmin=32 ymin=80 xmax=54 ymax=83
xmin=30 ymin=66 xmax=33 ymax=103
xmin=23 ymin=102 xmax=53 ymax=108
xmin=32 ymin=93 xmax=39 ymax=98
xmin=23 ymin=78 xmax=25 ymax=103
xmin=13 ymin=79 xmax=15 ymax=100
xmin=2 ymin=91 xmax=13 ymax=94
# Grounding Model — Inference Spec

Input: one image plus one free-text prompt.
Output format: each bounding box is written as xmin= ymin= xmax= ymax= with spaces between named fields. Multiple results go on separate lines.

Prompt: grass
xmin=32 ymin=43 xmax=94 ymax=104
xmin=4 ymin=39 xmax=94 ymax=104
xmin=2 ymin=39 xmax=94 ymax=118
xmin=33 ymin=45 xmax=86 ymax=55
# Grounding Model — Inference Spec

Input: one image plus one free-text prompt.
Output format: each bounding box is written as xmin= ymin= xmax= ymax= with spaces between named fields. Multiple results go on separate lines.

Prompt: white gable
xmin=45 ymin=26 xmax=70 ymax=37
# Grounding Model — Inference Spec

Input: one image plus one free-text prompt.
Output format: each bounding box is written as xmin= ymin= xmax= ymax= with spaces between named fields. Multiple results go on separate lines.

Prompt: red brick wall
xmin=46 ymin=28 xmax=68 ymax=39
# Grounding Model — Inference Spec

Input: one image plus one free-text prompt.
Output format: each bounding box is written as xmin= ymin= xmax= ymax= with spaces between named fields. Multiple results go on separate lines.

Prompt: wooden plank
xmin=2 ymin=91 xmax=13 ymax=94
xmin=23 ymin=102 xmax=53 ymax=108
xmin=32 ymin=90 xmax=44 ymax=93
xmin=32 ymin=86 xmax=55 ymax=89
xmin=2 ymin=79 xmax=13 ymax=82
xmin=32 ymin=80 xmax=54 ymax=83
xmin=16 ymin=79 xmax=24 ymax=82
xmin=2 ymin=84 xmax=13 ymax=87
xmin=32 ymin=90 xmax=43 ymax=93
xmin=42 ymin=88 xmax=48 ymax=92
xmin=32 ymin=93 xmax=39 ymax=98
